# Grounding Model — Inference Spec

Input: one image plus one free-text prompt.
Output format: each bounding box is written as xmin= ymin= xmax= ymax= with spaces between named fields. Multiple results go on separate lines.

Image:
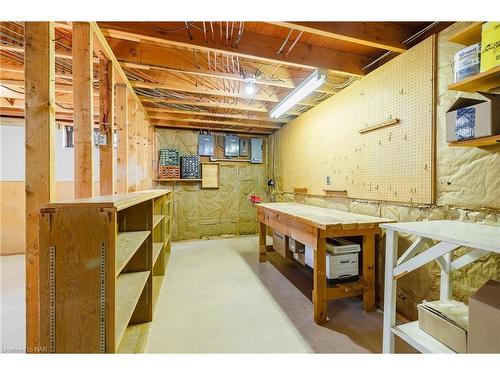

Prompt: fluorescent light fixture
xmin=270 ymin=70 xmax=326 ymax=119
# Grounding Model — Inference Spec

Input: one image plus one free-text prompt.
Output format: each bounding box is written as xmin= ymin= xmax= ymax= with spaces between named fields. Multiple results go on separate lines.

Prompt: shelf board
xmin=153 ymin=242 xmax=164 ymax=265
xmin=117 ymin=322 xmax=152 ymax=354
xmin=448 ymin=134 xmax=500 ymax=147
xmin=116 ymin=231 xmax=150 ymax=276
xmin=153 ymin=214 xmax=164 ymax=229
xmin=153 ymin=275 xmax=165 ymax=312
xmin=154 ymin=178 xmax=202 ymax=182
xmin=115 ymin=271 xmax=150 ymax=349
xmin=448 ymin=65 xmax=500 ymax=93
xmin=392 ymin=321 xmax=455 ymax=354
xmin=448 ymin=22 xmax=484 ymax=46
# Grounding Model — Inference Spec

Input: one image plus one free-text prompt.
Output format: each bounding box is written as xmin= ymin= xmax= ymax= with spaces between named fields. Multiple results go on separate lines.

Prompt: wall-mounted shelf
xmin=448 ymin=134 xmax=500 ymax=148
xmin=448 ymin=22 xmax=484 ymax=46
xmin=447 ymin=65 xmax=500 ymax=93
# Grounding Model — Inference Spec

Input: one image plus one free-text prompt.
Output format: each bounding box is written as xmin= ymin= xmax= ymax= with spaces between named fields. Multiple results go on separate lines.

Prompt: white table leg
xmin=383 ymin=229 xmax=398 ymax=353
xmin=439 ymin=252 xmax=452 ymax=300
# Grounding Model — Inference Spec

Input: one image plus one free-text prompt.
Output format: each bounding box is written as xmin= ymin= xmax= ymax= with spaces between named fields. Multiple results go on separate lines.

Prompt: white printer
xmin=304 ymin=238 xmax=360 ymax=283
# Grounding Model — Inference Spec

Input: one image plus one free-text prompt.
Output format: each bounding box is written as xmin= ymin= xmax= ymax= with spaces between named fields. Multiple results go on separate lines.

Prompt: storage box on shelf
xmin=39 ymin=189 xmax=173 ymax=353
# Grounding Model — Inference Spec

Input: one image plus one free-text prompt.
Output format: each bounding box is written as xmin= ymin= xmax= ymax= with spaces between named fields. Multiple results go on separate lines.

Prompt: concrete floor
xmin=0 ymin=235 xmax=413 ymax=353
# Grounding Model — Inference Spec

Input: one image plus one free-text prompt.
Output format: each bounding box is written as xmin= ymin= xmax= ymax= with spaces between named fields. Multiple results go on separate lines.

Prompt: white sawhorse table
xmin=380 ymin=220 xmax=500 ymax=353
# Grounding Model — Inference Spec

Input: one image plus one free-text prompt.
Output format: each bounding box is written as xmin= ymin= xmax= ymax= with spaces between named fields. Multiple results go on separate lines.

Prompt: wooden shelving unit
xmin=448 ymin=134 xmax=500 ymax=148
xmin=39 ymin=189 xmax=173 ymax=353
xmin=447 ymin=65 xmax=500 ymax=93
xmin=381 ymin=220 xmax=500 ymax=353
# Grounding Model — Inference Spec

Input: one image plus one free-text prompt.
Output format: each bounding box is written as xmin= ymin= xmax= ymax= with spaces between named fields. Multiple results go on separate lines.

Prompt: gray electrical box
xmin=198 ymin=134 xmax=214 ymax=156
xmin=239 ymin=138 xmax=250 ymax=156
xmin=224 ymin=135 xmax=240 ymax=157
xmin=251 ymin=138 xmax=263 ymax=164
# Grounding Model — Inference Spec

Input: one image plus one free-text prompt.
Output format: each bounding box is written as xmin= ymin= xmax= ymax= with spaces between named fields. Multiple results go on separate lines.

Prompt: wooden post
xmin=136 ymin=110 xmax=145 ymax=191
xmin=24 ymin=21 xmax=56 ymax=352
xmin=382 ymin=229 xmax=398 ymax=353
xmin=115 ymin=83 xmax=128 ymax=193
xmin=258 ymin=222 xmax=267 ymax=262
xmin=313 ymin=231 xmax=328 ymax=324
xmin=99 ymin=58 xmax=114 ymax=195
xmin=72 ymin=22 xmax=94 ymax=198
xmin=127 ymin=98 xmax=137 ymax=192
xmin=362 ymin=233 xmax=376 ymax=310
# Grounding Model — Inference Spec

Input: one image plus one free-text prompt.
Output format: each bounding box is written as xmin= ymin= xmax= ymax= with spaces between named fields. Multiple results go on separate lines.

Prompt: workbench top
xmin=42 ymin=189 xmax=172 ymax=211
xmin=257 ymin=202 xmax=393 ymax=230
xmin=381 ymin=220 xmax=500 ymax=252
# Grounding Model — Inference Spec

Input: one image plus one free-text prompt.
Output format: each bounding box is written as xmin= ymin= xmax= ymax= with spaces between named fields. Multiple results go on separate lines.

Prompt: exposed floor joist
xmin=269 ymin=22 xmax=412 ymax=53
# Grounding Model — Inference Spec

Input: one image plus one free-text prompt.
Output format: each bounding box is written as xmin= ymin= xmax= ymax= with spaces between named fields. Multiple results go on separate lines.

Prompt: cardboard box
xmin=272 ymin=231 xmax=288 ymax=259
xmin=417 ymin=300 xmax=468 ymax=353
xmin=468 ymin=279 xmax=500 ymax=353
xmin=480 ymin=22 xmax=500 ymax=72
xmin=446 ymin=93 xmax=500 ymax=142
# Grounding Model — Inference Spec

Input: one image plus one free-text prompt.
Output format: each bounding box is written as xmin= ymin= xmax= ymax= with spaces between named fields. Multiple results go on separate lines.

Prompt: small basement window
xmin=63 ymin=125 xmax=74 ymax=148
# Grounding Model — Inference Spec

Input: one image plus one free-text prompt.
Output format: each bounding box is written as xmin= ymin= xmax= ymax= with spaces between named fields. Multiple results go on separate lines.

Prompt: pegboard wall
xmin=275 ymin=36 xmax=436 ymax=204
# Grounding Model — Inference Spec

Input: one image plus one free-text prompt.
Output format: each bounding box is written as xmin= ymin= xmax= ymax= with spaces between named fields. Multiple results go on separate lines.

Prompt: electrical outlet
xmin=326 ymin=176 xmax=331 ymax=185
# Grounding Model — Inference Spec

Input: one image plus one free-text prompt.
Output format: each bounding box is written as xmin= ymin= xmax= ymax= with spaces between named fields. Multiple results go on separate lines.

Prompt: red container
xmin=159 ymin=166 xmax=180 ymax=179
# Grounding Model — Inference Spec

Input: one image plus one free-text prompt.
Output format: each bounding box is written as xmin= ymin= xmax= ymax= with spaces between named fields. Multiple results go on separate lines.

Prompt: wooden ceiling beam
xmin=152 ymin=120 xmax=273 ymax=135
xmin=106 ymin=38 xmax=339 ymax=94
xmin=138 ymin=96 xmax=304 ymax=116
xmin=98 ymin=22 xmax=373 ymax=76
xmin=269 ymin=22 xmax=411 ymax=53
xmin=130 ymin=79 xmax=315 ymax=106
xmin=145 ymin=107 xmax=290 ymax=123
xmin=148 ymin=113 xmax=281 ymax=129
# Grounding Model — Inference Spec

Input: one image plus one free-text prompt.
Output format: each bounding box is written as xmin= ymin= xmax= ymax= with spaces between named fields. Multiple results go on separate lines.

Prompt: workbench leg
xmin=258 ymin=222 xmax=267 ymax=263
xmin=382 ymin=229 xmax=398 ymax=353
xmin=313 ymin=232 xmax=328 ymax=324
xmin=439 ymin=252 xmax=452 ymax=301
xmin=362 ymin=233 xmax=376 ymax=311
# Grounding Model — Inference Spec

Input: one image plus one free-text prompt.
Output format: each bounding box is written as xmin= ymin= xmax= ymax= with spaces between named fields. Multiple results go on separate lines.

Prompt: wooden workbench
xmin=257 ymin=202 xmax=393 ymax=324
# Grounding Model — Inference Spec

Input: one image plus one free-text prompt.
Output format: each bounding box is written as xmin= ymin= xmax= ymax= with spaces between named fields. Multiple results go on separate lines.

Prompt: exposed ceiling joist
xmin=145 ymin=107 xmax=290 ymax=123
xmin=269 ymin=22 xmax=411 ymax=53
xmin=130 ymin=79 xmax=315 ymax=106
xmin=138 ymin=96 xmax=304 ymax=116
xmin=98 ymin=22 xmax=373 ymax=76
xmin=148 ymin=113 xmax=282 ymax=129
xmin=152 ymin=121 xmax=273 ymax=135
xmin=106 ymin=38 xmax=341 ymax=94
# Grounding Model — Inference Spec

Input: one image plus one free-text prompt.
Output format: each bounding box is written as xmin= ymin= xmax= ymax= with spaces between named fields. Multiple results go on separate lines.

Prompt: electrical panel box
xmin=198 ymin=134 xmax=214 ymax=156
xmin=224 ymin=135 xmax=240 ymax=157
xmin=239 ymin=138 xmax=250 ymax=157
xmin=250 ymin=138 xmax=263 ymax=164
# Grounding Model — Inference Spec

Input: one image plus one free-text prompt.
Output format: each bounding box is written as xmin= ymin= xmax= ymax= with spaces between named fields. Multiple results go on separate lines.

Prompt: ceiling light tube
xmin=270 ymin=70 xmax=326 ymax=119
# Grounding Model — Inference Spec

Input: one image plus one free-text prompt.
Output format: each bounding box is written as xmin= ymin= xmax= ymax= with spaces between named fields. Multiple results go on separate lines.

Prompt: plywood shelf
xmin=447 ymin=65 xmax=500 ymax=93
xmin=392 ymin=321 xmax=455 ymax=354
xmin=153 ymin=242 xmax=163 ymax=265
xmin=153 ymin=275 xmax=165 ymax=312
xmin=116 ymin=231 xmax=150 ymax=275
xmin=115 ymin=271 xmax=150 ymax=349
xmin=448 ymin=22 xmax=484 ymax=46
xmin=117 ymin=322 xmax=151 ymax=354
xmin=153 ymin=214 xmax=163 ymax=229
xmin=154 ymin=178 xmax=202 ymax=182
xmin=448 ymin=134 xmax=500 ymax=148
